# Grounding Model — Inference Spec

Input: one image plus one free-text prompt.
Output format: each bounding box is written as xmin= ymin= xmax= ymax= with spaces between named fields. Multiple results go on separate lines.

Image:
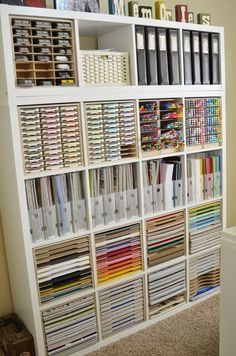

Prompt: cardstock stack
xmin=148 ymin=261 xmax=186 ymax=318
xmin=95 ymin=223 xmax=142 ymax=285
xmin=189 ymin=249 xmax=220 ymax=301
xmin=189 ymin=201 xmax=222 ymax=254
xmin=146 ymin=211 xmax=185 ymax=267
xmin=42 ymin=294 xmax=98 ymax=355
xmin=85 ymin=101 xmax=136 ymax=164
xmin=25 ymin=172 xmax=87 ymax=242
xmin=99 ymin=278 xmax=144 ymax=338
xmin=187 ymin=153 xmax=221 ymax=204
xmin=185 ymin=97 xmax=222 ymax=149
xmin=34 ymin=236 xmax=92 ymax=304
xmin=12 ymin=17 xmax=76 ymax=87
xmin=20 ymin=104 xmax=83 ymax=173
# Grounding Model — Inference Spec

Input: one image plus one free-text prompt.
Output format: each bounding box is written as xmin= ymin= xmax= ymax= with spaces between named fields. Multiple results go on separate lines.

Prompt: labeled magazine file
xmin=167 ymin=29 xmax=180 ymax=85
xmin=90 ymin=164 xmax=139 ymax=228
xmin=156 ymin=28 xmax=169 ymax=85
xmin=191 ymin=31 xmax=201 ymax=84
xmin=183 ymin=30 xmax=192 ymax=84
xmin=145 ymin=27 xmax=158 ymax=85
xmin=40 ymin=177 xmax=57 ymax=240
xmin=52 ymin=175 xmax=73 ymax=236
xmin=200 ymin=32 xmax=210 ymax=84
xmin=25 ymin=179 xmax=45 ymax=242
xmin=68 ymin=172 xmax=87 ymax=232
xmin=136 ymin=26 xmax=147 ymax=85
xmin=210 ymin=33 xmax=220 ymax=84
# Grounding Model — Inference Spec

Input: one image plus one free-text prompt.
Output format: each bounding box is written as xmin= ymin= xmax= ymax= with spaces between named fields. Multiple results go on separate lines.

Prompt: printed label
xmin=137 ymin=32 xmax=144 ymax=50
xmin=159 ymin=34 xmax=166 ymax=51
xmin=148 ymin=33 xmax=156 ymax=50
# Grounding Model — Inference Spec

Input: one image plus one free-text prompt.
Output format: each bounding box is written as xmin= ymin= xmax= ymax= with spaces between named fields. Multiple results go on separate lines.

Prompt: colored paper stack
xmin=42 ymin=294 xmax=98 ymax=355
xmin=189 ymin=249 xmax=220 ymax=301
xmin=146 ymin=211 xmax=185 ymax=267
xmin=189 ymin=201 xmax=222 ymax=254
xmin=34 ymin=236 xmax=92 ymax=304
xmin=95 ymin=224 xmax=142 ymax=285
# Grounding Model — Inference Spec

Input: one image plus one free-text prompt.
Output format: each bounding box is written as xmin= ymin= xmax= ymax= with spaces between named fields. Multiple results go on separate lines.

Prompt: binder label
xmin=203 ymin=38 xmax=209 ymax=54
xmin=159 ymin=35 xmax=167 ymax=51
xmin=193 ymin=36 xmax=199 ymax=53
xmin=184 ymin=36 xmax=191 ymax=53
xmin=137 ymin=32 xmax=144 ymax=49
xmin=171 ymin=34 xmax=178 ymax=52
xmin=213 ymin=39 xmax=219 ymax=54
xmin=148 ymin=33 xmax=156 ymax=50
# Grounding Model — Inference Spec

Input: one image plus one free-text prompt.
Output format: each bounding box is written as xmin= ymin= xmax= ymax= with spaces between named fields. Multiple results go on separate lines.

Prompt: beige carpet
xmin=90 ymin=295 xmax=219 ymax=356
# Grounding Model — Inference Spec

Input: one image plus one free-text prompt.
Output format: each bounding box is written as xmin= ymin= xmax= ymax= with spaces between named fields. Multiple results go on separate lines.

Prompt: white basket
xmin=81 ymin=50 xmax=130 ymax=86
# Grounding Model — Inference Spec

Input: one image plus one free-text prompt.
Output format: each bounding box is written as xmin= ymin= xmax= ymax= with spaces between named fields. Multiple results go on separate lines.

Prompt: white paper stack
xmin=42 ymin=294 xmax=98 ymax=355
xmin=148 ymin=261 xmax=186 ymax=318
xmin=99 ymin=278 xmax=144 ymax=338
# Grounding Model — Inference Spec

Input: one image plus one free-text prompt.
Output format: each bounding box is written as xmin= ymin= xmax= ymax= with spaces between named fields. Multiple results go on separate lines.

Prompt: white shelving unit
xmin=0 ymin=4 xmax=225 ymax=356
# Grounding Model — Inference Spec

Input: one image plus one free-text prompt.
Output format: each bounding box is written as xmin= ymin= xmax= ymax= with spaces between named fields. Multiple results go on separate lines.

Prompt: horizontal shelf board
xmin=39 ymin=287 xmax=95 ymax=312
xmin=187 ymin=196 xmax=223 ymax=209
xmin=141 ymin=151 xmax=185 ymax=160
xmin=189 ymin=288 xmax=220 ymax=305
xmin=186 ymin=146 xmax=222 ymax=155
xmin=24 ymin=165 xmax=85 ymax=179
xmin=12 ymin=86 xmax=225 ymax=105
xmin=2 ymin=5 xmax=223 ymax=33
xmin=31 ymin=229 xmax=90 ymax=249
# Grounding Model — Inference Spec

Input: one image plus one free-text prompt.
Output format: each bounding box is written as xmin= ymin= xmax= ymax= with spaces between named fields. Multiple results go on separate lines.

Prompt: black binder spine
xmin=135 ymin=26 xmax=147 ymax=85
xmin=191 ymin=31 xmax=201 ymax=85
xmin=200 ymin=32 xmax=210 ymax=84
xmin=167 ymin=29 xmax=180 ymax=85
xmin=145 ymin=27 xmax=158 ymax=85
xmin=183 ymin=30 xmax=192 ymax=85
xmin=156 ymin=28 xmax=169 ymax=85
xmin=210 ymin=33 xmax=220 ymax=84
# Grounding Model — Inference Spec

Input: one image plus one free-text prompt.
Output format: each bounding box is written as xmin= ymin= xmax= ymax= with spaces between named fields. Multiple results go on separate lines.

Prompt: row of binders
xmin=136 ymin=26 xmax=181 ymax=85
xmin=42 ymin=294 xmax=98 ymax=355
xmin=20 ymin=105 xmax=83 ymax=173
xmin=26 ymin=172 xmax=87 ymax=242
xmin=136 ymin=27 xmax=220 ymax=86
xmin=143 ymin=157 xmax=183 ymax=215
xmin=189 ymin=249 xmax=220 ymax=301
xmin=85 ymin=101 xmax=137 ymax=164
xmin=148 ymin=261 xmax=186 ymax=318
xmin=89 ymin=164 xmax=138 ymax=227
xmin=34 ymin=236 xmax=92 ymax=304
xmin=146 ymin=211 xmax=185 ymax=267
xmin=95 ymin=224 xmax=142 ymax=285
xmin=189 ymin=201 xmax=222 ymax=255
xmin=185 ymin=97 xmax=222 ymax=148
xmin=183 ymin=31 xmax=220 ymax=85
xmin=187 ymin=154 xmax=222 ymax=204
